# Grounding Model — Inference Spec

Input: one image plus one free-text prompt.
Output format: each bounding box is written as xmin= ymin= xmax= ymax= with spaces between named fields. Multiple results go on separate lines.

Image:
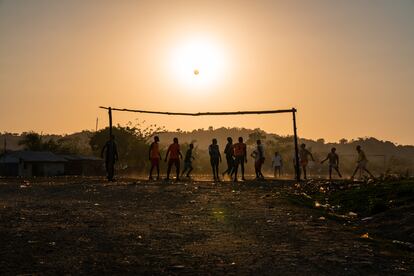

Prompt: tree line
xmin=4 ymin=125 xmax=413 ymax=177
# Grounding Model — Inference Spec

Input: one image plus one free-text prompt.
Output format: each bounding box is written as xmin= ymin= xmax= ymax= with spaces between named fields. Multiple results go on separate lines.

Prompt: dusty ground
xmin=0 ymin=177 xmax=412 ymax=275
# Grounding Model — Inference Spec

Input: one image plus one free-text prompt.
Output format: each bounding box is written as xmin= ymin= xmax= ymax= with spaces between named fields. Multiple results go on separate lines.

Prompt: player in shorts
xmin=148 ymin=136 xmax=161 ymax=180
xmin=320 ymin=147 xmax=342 ymax=180
xmin=351 ymin=145 xmax=375 ymax=179
xmin=272 ymin=151 xmax=283 ymax=178
xmin=299 ymin=143 xmax=315 ymax=180
xmin=165 ymin=137 xmax=182 ymax=181
xmin=181 ymin=143 xmax=195 ymax=178
xmin=233 ymin=137 xmax=247 ymax=182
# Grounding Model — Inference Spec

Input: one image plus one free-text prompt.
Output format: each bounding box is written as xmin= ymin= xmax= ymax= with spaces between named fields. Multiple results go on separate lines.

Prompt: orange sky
xmin=0 ymin=1 xmax=413 ymax=145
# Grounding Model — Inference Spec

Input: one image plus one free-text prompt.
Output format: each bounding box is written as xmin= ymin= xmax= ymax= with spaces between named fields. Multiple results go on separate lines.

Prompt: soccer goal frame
xmin=99 ymin=106 xmax=301 ymax=181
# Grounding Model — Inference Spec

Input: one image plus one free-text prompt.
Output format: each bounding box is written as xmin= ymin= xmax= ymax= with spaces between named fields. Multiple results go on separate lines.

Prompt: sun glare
xmin=169 ymin=37 xmax=227 ymax=90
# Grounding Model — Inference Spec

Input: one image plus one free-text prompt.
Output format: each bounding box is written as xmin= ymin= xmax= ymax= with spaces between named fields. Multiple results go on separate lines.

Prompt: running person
xmin=148 ymin=136 xmax=161 ymax=180
xmin=299 ymin=143 xmax=315 ymax=180
xmin=209 ymin=139 xmax=222 ymax=181
xmin=233 ymin=137 xmax=247 ymax=181
xmin=321 ymin=147 xmax=342 ymax=180
xmin=351 ymin=145 xmax=375 ymax=179
xmin=222 ymin=137 xmax=234 ymax=177
xmin=165 ymin=138 xmax=182 ymax=181
xmin=181 ymin=143 xmax=195 ymax=178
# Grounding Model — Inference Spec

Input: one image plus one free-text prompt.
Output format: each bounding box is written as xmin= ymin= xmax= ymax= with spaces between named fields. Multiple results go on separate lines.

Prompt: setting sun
xmin=168 ymin=37 xmax=227 ymax=89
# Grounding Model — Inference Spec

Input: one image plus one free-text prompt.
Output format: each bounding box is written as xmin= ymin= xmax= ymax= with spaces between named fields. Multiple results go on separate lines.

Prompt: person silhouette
xmin=351 ymin=145 xmax=375 ymax=180
xmin=321 ymin=147 xmax=342 ymax=180
xmin=299 ymin=143 xmax=314 ymax=180
xmin=251 ymin=139 xmax=265 ymax=179
xmin=272 ymin=151 xmax=283 ymax=178
xmin=165 ymin=137 xmax=182 ymax=181
xmin=222 ymin=137 xmax=234 ymax=177
xmin=148 ymin=136 xmax=161 ymax=180
xmin=181 ymin=143 xmax=195 ymax=178
xmin=233 ymin=137 xmax=247 ymax=181
xmin=209 ymin=138 xmax=222 ymax=181
xmin=101 ymin=134 xmax=118 ymax=181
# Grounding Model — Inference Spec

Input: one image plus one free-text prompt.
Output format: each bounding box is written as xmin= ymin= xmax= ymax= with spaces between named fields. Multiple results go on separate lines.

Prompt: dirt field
xmin=0 ymin=177 xmax=412 ymax=275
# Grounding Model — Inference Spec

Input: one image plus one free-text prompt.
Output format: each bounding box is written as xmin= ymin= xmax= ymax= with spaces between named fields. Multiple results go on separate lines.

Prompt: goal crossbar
xmin=99 ymin=106 xmax=296 ymax=116
xmin=99 ymin=106 xmax=301 ymax=181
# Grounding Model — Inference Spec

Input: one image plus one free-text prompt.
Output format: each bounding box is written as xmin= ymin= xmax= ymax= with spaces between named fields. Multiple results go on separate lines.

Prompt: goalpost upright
xmin=100 ymin=106 xmax=301 ymax=181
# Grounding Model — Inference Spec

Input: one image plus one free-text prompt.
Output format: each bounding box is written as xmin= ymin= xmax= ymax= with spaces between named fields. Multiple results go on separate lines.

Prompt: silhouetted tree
xmin=90 ymin=124 xmax=163 ymax=173
xmin=18 ymin=132 xmax=43 ymax=151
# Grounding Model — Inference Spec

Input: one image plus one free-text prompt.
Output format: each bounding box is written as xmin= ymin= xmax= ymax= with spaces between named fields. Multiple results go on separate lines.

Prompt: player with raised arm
xmin=321 ymin=147 xmax=342 ymax=180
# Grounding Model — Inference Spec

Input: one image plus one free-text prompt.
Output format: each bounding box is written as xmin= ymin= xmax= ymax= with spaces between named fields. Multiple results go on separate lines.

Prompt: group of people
xmin=101 ymin=134 xmax=375 ymax=182
xmin=297 ymin=143 xmax=375 ymax=180
xmin=148 ymin=136 xmax=264 ymax=182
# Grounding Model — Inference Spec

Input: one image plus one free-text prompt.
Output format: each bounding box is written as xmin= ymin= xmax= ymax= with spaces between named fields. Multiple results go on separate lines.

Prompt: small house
xmin=0 ymin=151 xmax=66 ymax=177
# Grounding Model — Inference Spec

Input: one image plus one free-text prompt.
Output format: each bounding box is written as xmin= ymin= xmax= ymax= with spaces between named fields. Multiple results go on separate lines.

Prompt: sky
xmin=0 ymin=0 xmax=413 ymax=145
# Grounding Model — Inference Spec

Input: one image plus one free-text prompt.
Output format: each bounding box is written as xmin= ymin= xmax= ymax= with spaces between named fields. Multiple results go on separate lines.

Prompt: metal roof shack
xmin=0 ymin=151 xmax=66 ymax=177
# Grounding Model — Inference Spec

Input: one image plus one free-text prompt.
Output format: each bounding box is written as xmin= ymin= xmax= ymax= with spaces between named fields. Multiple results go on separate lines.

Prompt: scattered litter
xmin=348 ymin=212 xmax=358 ymax=217
xmin=301 ymin=192 xmax=312 ymax=199
xmin=94 ymin=203 xmax=100 ymax=206
xmin=392 ymin=240 xmax=414 ymax=249
xmin=361 ymin=217 xmax=373 ymax=221
xmin=360 ymin=233 xmax=370 ymax=239
xmin=318 ymin=216 xmax=325 ymax=220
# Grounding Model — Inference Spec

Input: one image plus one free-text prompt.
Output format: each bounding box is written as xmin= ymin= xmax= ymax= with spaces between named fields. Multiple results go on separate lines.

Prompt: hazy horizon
xmin=1 ymin=0 xmax=413 ymax=145
xmin=2 ymin=125 xmax=413 ymax=147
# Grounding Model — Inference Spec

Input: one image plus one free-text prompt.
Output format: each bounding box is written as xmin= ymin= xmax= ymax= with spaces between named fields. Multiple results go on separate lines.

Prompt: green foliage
xmin=89 ymin=124 xmax=163 ymax=173
xmin=246 ymin=129 xmax=267 ymax=145
xmin=18 ymin=132 xmax=42 ymax=151
xmin=18 ymin=132 xmax=77 ymax=154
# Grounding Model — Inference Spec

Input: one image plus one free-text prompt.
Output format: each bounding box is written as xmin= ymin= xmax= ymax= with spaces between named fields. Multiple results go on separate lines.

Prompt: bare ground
xmin=0 ymin=177 xmax=412 ymax=275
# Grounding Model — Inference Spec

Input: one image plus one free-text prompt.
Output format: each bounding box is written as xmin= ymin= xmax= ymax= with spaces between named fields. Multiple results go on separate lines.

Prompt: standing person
xmin=148 ymin=136 xmax=161 ymax=180
xmin=233 ymin=137 xmax=247 ymax=182
xmin=101 ymin=134 xmax=119 ymax=181
xmin=299 ymin=143 xmax=315 ymax=180
xmin=251 ymin=140 xmax=265 ymax=179
xmin=209 ymin=139 xmax=222 ymax=181
xmin=272 ymin=151 xmax=283 ymax=178
xmin=164 ymin=137 xmax=182 ymax=181
xmin=222 ymin=137 xmax=235 ymax=177
xmin=351 ymin=145 xmax=375 ymax=179
xmin=321 ymin=147 xmax=342 ymax=180
xmin=181 ymin=143 xmax=195 ymax=178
